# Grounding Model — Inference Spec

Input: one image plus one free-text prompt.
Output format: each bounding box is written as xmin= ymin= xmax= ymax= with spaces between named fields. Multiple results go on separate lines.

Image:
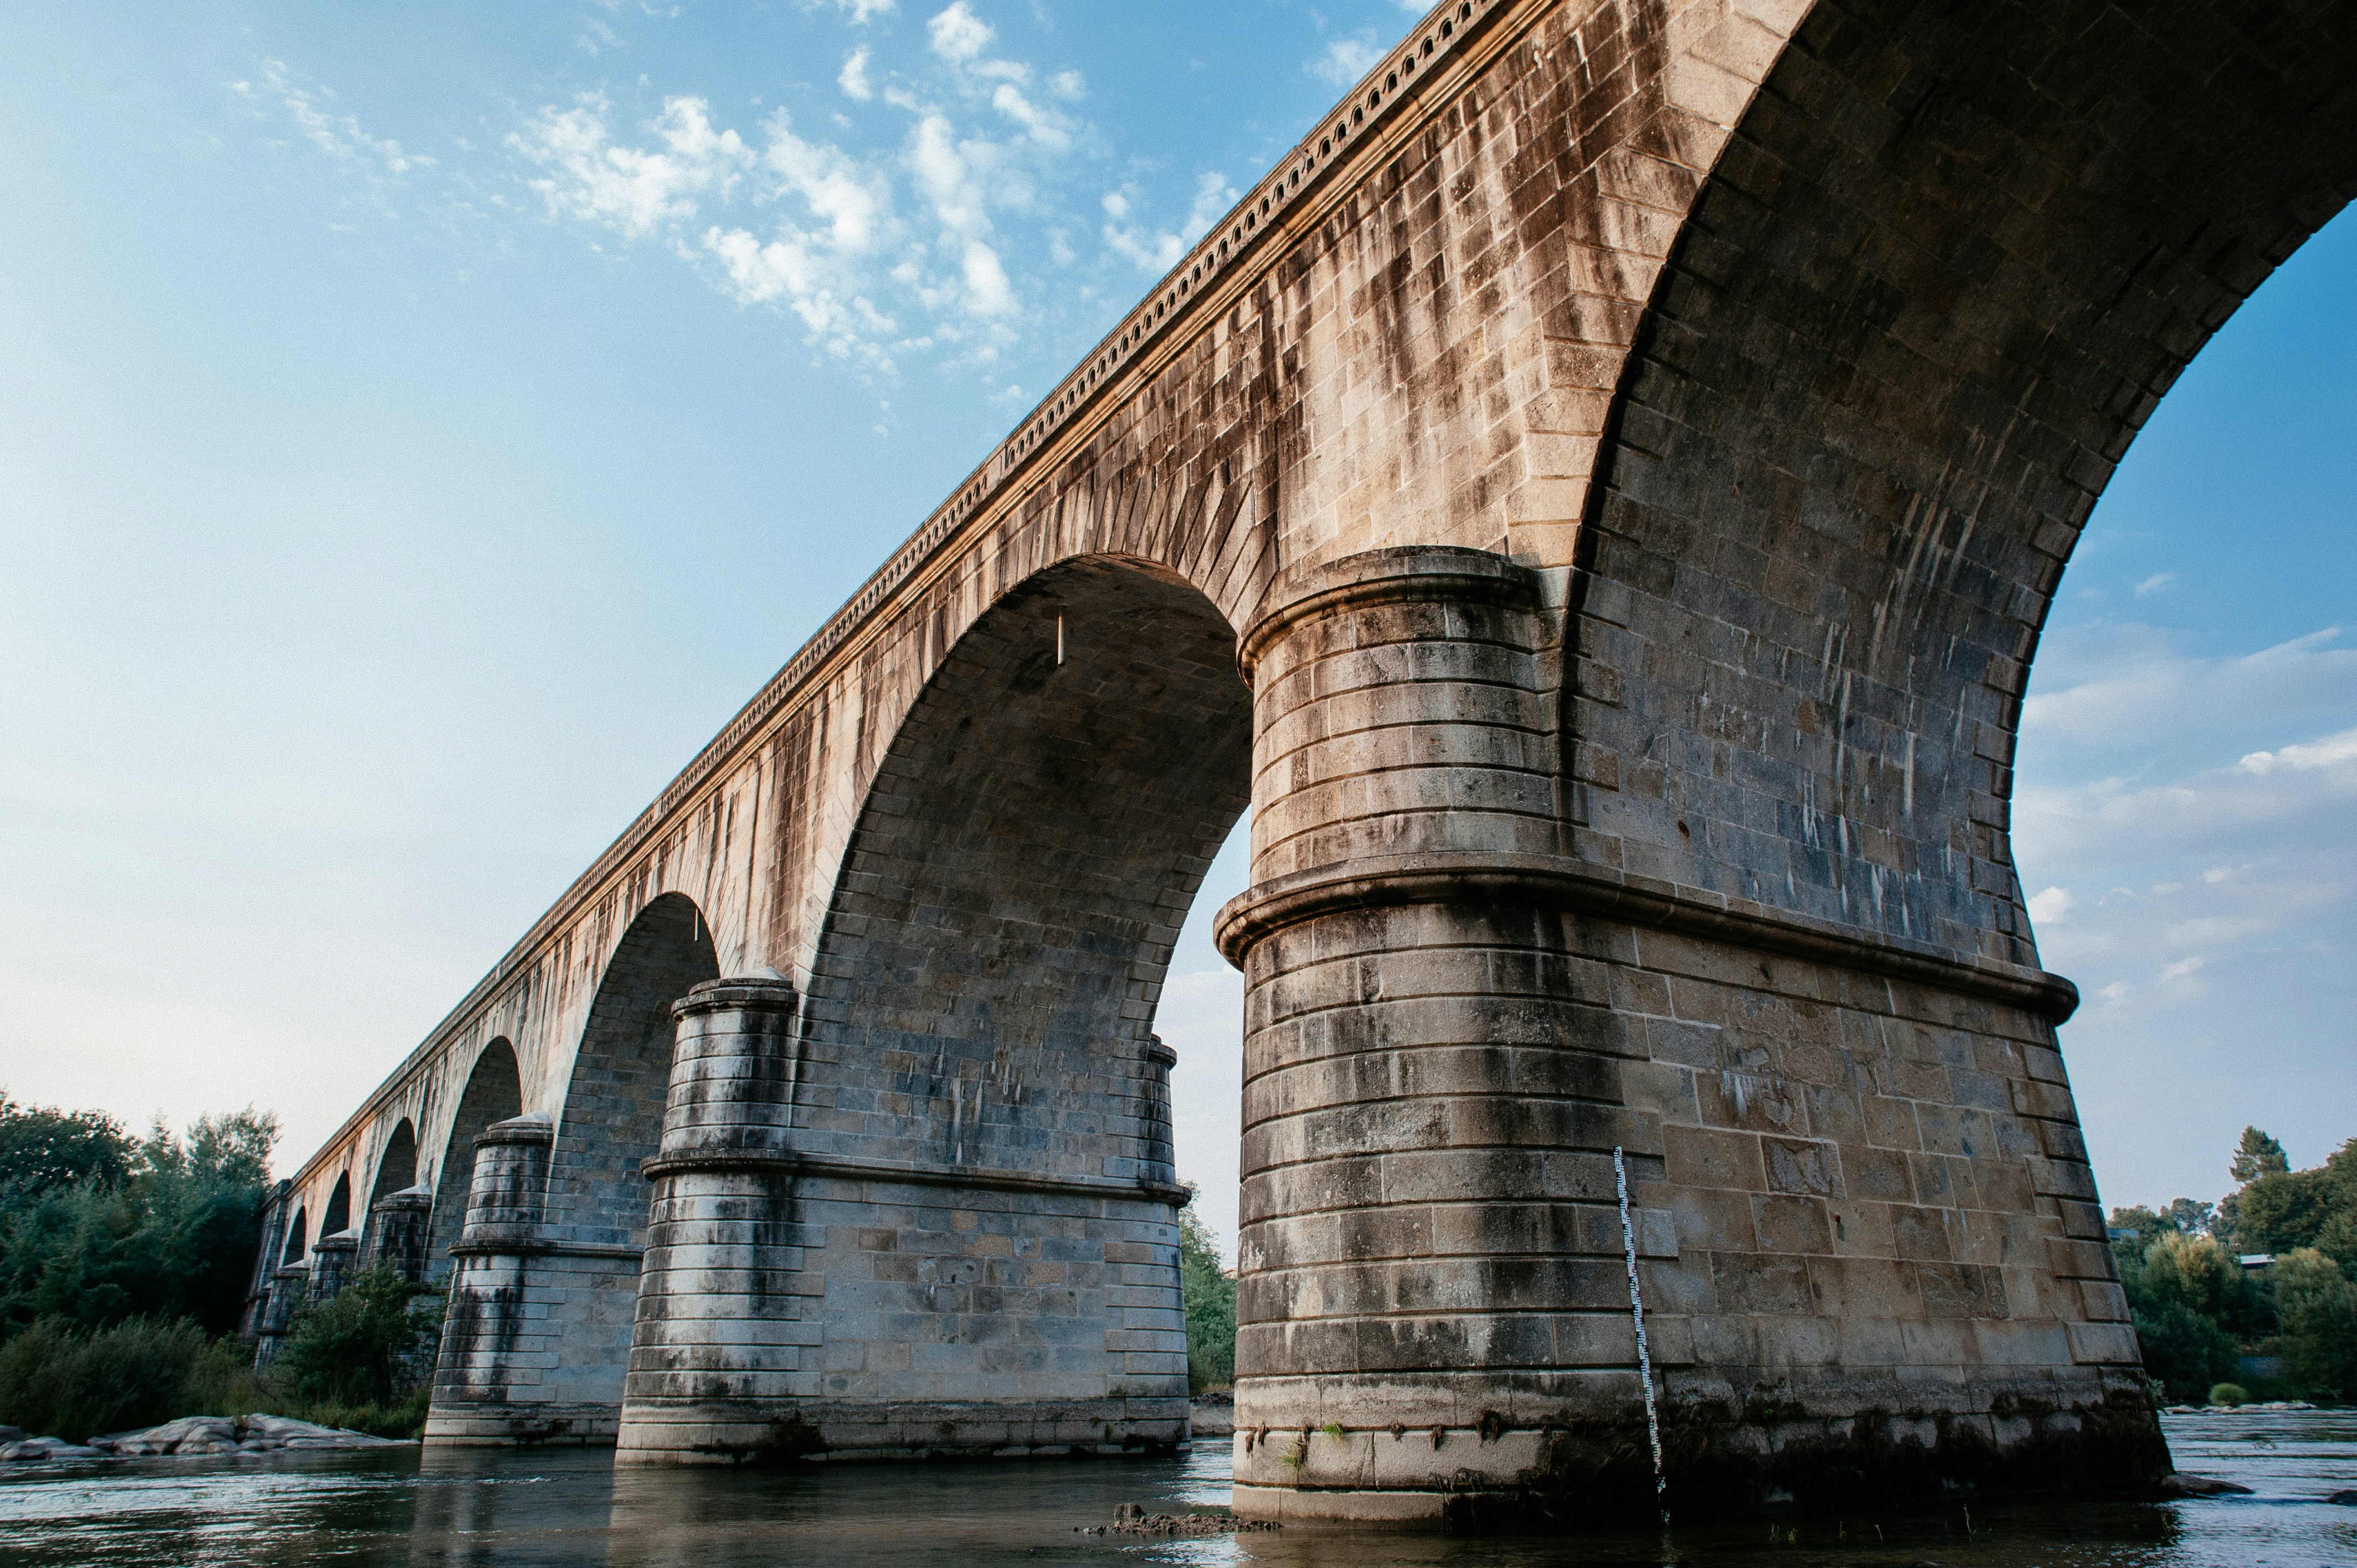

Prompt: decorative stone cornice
xmin=1214 ymin=850 xmax=2080 ymax=1022
xmin=639 ymin=1147 xmax=1189 ymax=1208
xmin=671 ymin=975 xmax=799 ymax=1021
xmin=1236 ymin=545 xmax=1542 ymax=678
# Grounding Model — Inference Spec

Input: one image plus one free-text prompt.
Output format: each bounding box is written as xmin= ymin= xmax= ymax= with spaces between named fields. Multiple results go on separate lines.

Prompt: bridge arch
xmin=320 ymin=1170 xmax=351 ymax=1239
xmin=281 ymin=1207 xmax=306 ymax=1265
xmin=530 ymin=892 xmax=720 ymax=1425
xmin=616 ymin=555 xmax=1249 ymax=1456
xmin=800 ymin=554 xmax=1250 ymax=1179
xmin=1571 ymin=0 xmax=2357 ymax=959
xmin=367 ymin=1119 xmax=417 ymax=1213
xmin=425 ymin=1038 xmax=522 ymax=1277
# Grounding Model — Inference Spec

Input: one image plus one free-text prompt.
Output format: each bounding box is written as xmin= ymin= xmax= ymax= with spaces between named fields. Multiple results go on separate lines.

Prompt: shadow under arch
xmin=425 ymin=1039 xmax=522 ymax=1278
xmin=281 ymin=1207 xmax=307 ymax=1265
xmin=784 ymin=553 xmax=1250 ymax=1432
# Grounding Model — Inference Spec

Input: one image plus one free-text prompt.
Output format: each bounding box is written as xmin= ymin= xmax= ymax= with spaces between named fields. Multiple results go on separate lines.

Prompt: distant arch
xmin=547 ymin=893 xmax=719 ymax=1248
xmin=320 ymin=1171 xmax=352 ymax=1238
xmin=367 ymin=1119 xmax=418 ymax=1210
xmin=281 ymin=1206 xmax=307 ymax=1265
xmin=535 ymin=891 xmax=719 ymax=1421
xmin=426 ymin=1038 xmax=523 ymax=1277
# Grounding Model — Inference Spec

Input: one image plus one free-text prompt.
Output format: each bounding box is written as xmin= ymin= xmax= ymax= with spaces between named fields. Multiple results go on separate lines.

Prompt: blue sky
xmin=2 ymin=1 xmax=2350 ymax=1260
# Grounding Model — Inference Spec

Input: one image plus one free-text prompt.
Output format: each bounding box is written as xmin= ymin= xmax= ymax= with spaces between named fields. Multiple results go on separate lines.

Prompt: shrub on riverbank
xmin=0 ymin=1306 xmax=438 ymax=1442
xmin=0 ymin=1317 xmax=265 ymax=1440
xmin=275 ymin=1265 xmax=444 ymax=1415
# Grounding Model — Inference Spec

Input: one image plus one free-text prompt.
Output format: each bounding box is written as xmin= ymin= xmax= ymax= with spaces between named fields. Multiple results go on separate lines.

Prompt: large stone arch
xmin=614 ymin=555 xmax=1248 ymax=1459
xmin=425 ymin=1039 xmax=523 ymax=1279
xmin=366 ymin=1120 xmax=418 ymax=1214
xmin=800 ymin=555 xmax=1250 ymax=1179
xmin=1568 ymin=0 xmax=2357 ymax=961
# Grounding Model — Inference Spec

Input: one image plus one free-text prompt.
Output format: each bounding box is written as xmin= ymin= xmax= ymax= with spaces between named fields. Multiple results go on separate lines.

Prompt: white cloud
xmin=991 ymin=82 xmax=1071 ymax=149
xmin=806 ymin=0 xmax=897 ymax=20
xmin=2134 ymin=571 xmax=2175 ymax=597
xmin=838 ymin=47 xmax=873 ymax=101
xmin=2027 ymin=885 xmax=2074 ymax=925
xmin=1309 ymin=33 xmax=1383 ymax=86
xmin=1102 ymin=170 xmax=1234 ymax=273
xmin=1048 ymin=70 xmax=1085 ymax=101
xmin=511 ymin=94 xmax=750 ymax=237
xmin=927 ymin=1 xmax=992 ymax=64
xmin=2021 ymin=625 xmax=2357 ymax=752
xmin=2240 ymin=727 xmax=2357 ymax=776
xmin=2160 ymin=955 xmax=2207 ymax=982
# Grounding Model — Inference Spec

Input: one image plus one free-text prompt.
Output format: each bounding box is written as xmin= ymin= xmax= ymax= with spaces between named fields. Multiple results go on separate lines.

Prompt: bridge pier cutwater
xmin=256 ymin=0 xmax=2357 ymax=1525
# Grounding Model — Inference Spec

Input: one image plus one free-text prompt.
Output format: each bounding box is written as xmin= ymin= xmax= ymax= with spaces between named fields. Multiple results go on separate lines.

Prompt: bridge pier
xmin=425 ymin=1112 xmax=639 ymax=1445
xmin=615 ymin=977 xmax=1192 ymax=1462
xmin=1215 ymin=548 xmax=2165 ymax=1524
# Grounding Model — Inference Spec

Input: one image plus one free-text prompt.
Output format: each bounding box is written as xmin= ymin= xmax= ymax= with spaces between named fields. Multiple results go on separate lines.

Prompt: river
xmin=1 ymin=1409 xmax=2350 ymax=1566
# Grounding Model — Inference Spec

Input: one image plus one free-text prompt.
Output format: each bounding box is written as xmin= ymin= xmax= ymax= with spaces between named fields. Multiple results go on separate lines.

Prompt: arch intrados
xmin=320 ymin=1170 xmax=352 ymax=1237
xmin=281 ymin=1207 xmax=307 ymax=1264
xmin=368 ymin=1117 xmax=418 ymax=1203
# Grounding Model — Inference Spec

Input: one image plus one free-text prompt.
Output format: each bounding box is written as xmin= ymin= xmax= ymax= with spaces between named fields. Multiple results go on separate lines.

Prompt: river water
xmin=1 ymin=1410 xmax=2350 ymax=1566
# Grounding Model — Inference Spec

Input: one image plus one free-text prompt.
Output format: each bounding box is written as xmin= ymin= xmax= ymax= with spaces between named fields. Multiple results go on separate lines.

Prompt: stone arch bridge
xmin=245 ymin=0 xmax=2354 ymax=1526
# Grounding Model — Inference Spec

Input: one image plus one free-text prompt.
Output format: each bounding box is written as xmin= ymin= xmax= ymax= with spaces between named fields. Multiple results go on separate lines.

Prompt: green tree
xmin=0 ymin=1105 xmax=277 ymax=1341
xmin=2231 ymin=1126 xmax=2292 ymax=1184
xmin=1176 ymin=1206 xmax=1236 ymax=1394
xmin=2118 ymin=1231 xmax=2253 ymax=1402
xmin=2273 ymin=1247 xmax=2357 ymax=1400
xmin=0 ymin=1095 xmax=132 ymax=1192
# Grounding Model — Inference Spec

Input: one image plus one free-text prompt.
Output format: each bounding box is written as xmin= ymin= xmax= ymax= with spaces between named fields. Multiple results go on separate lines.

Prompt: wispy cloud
xmin=1102 ymin=171 xmax=1233 ymax=272
xmin=838 ymin=47 xmax=874 ymax=101
xmin=805 ymin=0 xmax=898 ymax=21
xmin=1309 ymin=33 xmax=1383 ymax=86
xmin=2021 ymin=624 xmax=2357 ymax=752
xmin=231 ymin=59 xmax=433 ymax=209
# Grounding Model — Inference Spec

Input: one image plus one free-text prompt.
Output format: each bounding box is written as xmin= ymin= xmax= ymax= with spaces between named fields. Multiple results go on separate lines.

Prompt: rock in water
xmin=2159 ymin=1472 xmax=2255 ymax=1497
xmin=0 ymin=1438 xmax=104 ymax=1461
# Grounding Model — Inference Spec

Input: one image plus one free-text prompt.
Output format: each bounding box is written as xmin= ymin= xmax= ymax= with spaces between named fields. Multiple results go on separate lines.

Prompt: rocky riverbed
xmin=0 ymin=1414 xmax=405 ymax=1462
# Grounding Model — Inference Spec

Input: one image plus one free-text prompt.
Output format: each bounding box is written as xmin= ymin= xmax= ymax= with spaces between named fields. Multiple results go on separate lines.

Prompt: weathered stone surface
xmin=253 ymin=0 xmax=2357 ymax=1527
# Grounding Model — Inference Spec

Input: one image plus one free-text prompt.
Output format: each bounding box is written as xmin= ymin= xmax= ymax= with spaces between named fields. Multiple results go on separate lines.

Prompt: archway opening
xmin=549 ymin=893 xmax=719 ymax=1249
xmin=320 ymin=1171 xmax=351 ymax=1238
xmin=281 ymin=1207 xmax=307 ymax=1265
xmin=796 ymin=554 xmax=1253 ymax=1415
xmin=540 ymin=891 xmax=718 ymax=1420
xmin=426 ymin=1038 xmax=522 ymax=1278
xmin=367 ymin=1119 xmax=418 ymax=1211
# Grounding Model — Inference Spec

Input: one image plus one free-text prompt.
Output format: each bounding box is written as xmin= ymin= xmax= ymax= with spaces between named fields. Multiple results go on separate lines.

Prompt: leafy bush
xmin=275 ymin=1265 xmax=443 ymax=1411
xmin=2207 ymin=1382 xmax=2250 ymax=1406
xmin=1177 ymin=1208 xmax=1235 ymax=1394
xmin=0 ymin=1317 xmax=265 ymax=1441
